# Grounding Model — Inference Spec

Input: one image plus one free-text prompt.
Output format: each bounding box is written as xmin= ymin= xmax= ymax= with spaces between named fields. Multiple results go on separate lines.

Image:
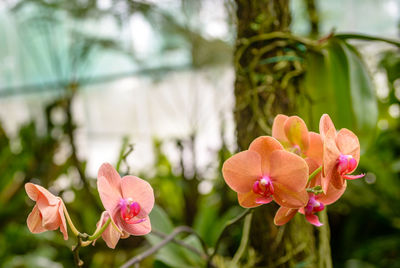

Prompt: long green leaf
xmin=302 ymin=38 xmax=378 ymax=147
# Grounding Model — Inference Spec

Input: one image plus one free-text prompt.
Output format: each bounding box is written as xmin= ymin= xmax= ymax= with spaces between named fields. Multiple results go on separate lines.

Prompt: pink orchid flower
xmin=222 ymin=136 xmax=309 ymax=209
xmin=319 ymin=114 xmax=364 ymax=190
xmin=97 ymin=163 xmax=154 ymax=246
xmin=272 ymin=114 xmax=323 ymax=164
xmin=25 ymin=183 xmax=68 ymax=240
xmin=274 ymin=158 xmax=346 ymax=226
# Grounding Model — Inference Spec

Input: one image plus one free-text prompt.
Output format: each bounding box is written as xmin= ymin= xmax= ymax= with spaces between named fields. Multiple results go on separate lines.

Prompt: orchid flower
xmin=272 ymin=114 xmax=323 ymax=164
xmin=25 ymin=183 xmax=68 ymax=240
xmin=320 ymin=114 xmax=364 ymax=190
xmin=222 ymin=136 xmax=309 ymax=209
xmin=97 ymin=163 xmax=154 ymax=248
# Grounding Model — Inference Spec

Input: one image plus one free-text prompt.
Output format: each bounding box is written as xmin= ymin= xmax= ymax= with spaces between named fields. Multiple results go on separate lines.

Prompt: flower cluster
xmin=25 ymin=163 xmax=154 ymax=248
xmin=222 ymin=114 xmax=364 ymax=226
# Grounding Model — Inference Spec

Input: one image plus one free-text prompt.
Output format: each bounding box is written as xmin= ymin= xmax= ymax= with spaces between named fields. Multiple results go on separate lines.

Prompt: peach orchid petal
xmin=284 ymin=116 xmax=309 ymax=152
xmin=336 ymin=129 xmax=360 ymax=163
xmin=306 ymin=214 xmax=323 ymax=227
xmin=272 ymin=114 xmax=289 ymax=142
xmin=118 ymin=216 xmax=152 ymax=236
xmin=238 ymin=191 xmax=271 ymax=208
xmin=38 ymin=203 xmax=61 ymax=230
xmin=274 ymin=206 xmax=298 ymax=226
xmin=25 ymin=183 xmax=58 ymax=205
xmin=306 ymin=132 xmax=323 ymax=164
xmin=96 ymin=212 xmax=121 ymax=249
xmin=269 ymin=150 xmax=308 ymax=192
xmin=319 ymin=114 xmax=335 ymax=139
xmin=27 ymin=205 xmax=47 ymax=233
xmin=222 ymin=150 xmax=262 ymax=193
xmin=273 ymin=182 xmax=308 ymax=208
xmin=121 ymin=176 xmax=155 ymax=215
xmin=58 ymin=203 xmax=68 ymax=240
xmin=318 ymin=180 xmax=347 ymax=205
xmin=323 ymin=128 xmax=341 ymax=177
xmin=248 ymin=136 xmax=283 ymax=174
xmin=329 ymin=169 xmax=346 ymax=190
xmin=98 ymin=163 xmax=122 ymax=193
xmin=97 ymin=175 xmax=123 ymax=216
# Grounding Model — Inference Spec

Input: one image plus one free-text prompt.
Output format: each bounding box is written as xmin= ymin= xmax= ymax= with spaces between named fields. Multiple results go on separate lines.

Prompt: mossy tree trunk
xmin=234 ymin=1 xmax=332 ymax=267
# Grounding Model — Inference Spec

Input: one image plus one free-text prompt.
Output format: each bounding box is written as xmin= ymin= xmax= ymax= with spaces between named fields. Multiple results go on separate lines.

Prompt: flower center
xmin=304 ymin=195 xmax=324 ymax=215
xmin=291 ymin=145 xmax=302 ymax=155
xmin=119 ymin=198 xmax=145 ymax=224
xmin=337 ymin=154 xmax=357 ymax=175
xmin=252 ymin=176 xmax=274 ymax=198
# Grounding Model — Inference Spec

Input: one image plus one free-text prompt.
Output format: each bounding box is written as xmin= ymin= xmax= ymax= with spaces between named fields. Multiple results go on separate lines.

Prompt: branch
xmin=120 ymin=226 xmax=210 ymax=268
xmin=151 ymin=230 xmax=207 ymax=259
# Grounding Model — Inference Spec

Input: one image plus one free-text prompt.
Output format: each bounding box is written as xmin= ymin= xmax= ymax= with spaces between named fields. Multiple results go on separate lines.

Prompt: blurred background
xmin=0 ymin=0 xmax=399 ymax=267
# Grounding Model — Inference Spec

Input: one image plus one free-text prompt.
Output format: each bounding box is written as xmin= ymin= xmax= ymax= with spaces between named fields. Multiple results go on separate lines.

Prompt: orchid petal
xmin=58 ymin=202 xmax=68 ymax=240
xmin=318 ymin=181 xmax=346 ymax=205
xmin=336 ymin=129 xmax=360 ymax=165
xmin=273 ymin=183 xmax=308 ymax=208
xmin=269 ymin=150 xmax=308 ymax=192
xmin=222 ymin=150 xmax=262 ymax=193
xmin=328 ymin=168 xmax=346 ymax=190
xmin=37 ymin=202 xmax=62 ymax=230
xmin=319 ymin=114 xmax=335 ymax=139
xmin=306 ymin=132 xmax=323 ymax=164
xmin=98 ymin=163 xmax=122 ymax=194
xmin=27 ymin=205 xmax=46 ymax=233
xmin=237 ymin=191 xmax=271 ymax=208
xmin=97 ymin=212 xmax=121 ymax=249
xmin=274 ymin=206 xmax=298 ymax=226
xmin=97 ymin=175 xmax=123 ymax=216
xmin=118 ymin=216 xmax=151 ymax=236
xmin=25 ymin=183 xmax=58 ymax=205
xmin=121 ymin=176 xmax=154 ymax=215
xmin=272 ymin=114 xmax=289 ymax=142
xmin=323 ymin=128 xmax=341 ymax=177
xmin=284 ymin=116 xmax=309 ymax=152
xmin=248 ymin=136 xmax=283 ymax=174
xmin=305 ymin=214 xmax=323 ymax=227
xmin=343 ymin=174 xmax=365 ymax=180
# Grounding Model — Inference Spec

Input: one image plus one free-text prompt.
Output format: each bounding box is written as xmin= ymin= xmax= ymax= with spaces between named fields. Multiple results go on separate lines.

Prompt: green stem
xmin=335 ymin=33 xmax=400 ymax=47
xmin=308 ymin=166 xmax=322 ymax=183
xmin=60 ymin=198 xmax=80 ymax=236
xmin=88 ymin=218 xmax=111 ymax=241
xmin=231 ymin=213 xmax=253 ymax=265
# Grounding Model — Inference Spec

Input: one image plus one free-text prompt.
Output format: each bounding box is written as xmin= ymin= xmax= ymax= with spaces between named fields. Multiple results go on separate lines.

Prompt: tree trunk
xmin=233 ymin=1 xmax=332 ymax=267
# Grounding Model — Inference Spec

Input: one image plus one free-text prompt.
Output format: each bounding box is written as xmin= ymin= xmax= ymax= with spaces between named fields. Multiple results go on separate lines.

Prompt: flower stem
xmin=231 ymin=213 xmax=253 ymax=265
xmin=88 ymin=217 xmax=111 ymax=241
xmin=308 ymin=166 xmax=322 ymax=183
xmin=60 ymin=198 xmax=80 ymax=237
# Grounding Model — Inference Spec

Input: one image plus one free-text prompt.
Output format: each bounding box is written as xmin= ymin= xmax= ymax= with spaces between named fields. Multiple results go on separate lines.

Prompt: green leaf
xmin=301 ymin=38 xmax=378 ymax=148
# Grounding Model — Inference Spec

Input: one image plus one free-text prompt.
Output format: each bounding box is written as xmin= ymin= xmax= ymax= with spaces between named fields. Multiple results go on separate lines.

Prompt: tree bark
xmin=233 ymin=1 xmax=332 ymax=267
